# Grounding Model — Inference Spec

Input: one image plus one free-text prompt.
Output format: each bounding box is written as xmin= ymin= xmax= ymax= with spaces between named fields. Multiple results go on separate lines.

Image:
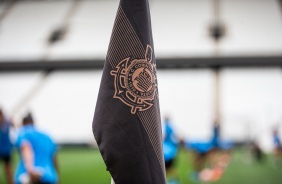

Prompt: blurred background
xmin=0 ymin=0 xmax=282 ymax=183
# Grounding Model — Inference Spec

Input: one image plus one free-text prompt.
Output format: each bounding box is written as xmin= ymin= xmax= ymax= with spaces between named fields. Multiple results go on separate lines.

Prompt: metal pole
xmin=0 ymin=0 xmax=15 ymax=23
xmin=214 ymin=68 xmax=221 ymax=121
xmin=11 ymin=0 xmax=81 ymax=118
xmin=212 ymin=0 xmax=222 ymax=121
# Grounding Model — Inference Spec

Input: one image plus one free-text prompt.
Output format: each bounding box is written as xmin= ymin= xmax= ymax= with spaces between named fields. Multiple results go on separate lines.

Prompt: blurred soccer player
xmin=273 ymin=128 xmax=282 ymax=154
xmin=204 ymin=119 xmax=232 ymax=182
xmin=250 ymin=140 xmax=263 ymax=162
xmin=163 ymin=116 xmax=179 ymax=184
xmin=186 ymin=119 xmax=232 ymax=182
xmin=14 ymin=114 xmax=59 ymax=184
xmin=0 ymin=109 xmax=13 ymax=184
xmin=211 ymin=119 xmax=220 ymax=149
xmin=272 ymin=128 xmax=282 ymax=167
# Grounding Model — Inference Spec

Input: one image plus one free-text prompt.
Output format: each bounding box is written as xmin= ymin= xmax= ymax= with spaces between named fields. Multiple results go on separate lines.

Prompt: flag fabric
xmin=92 ymin=0 xmax=166 ymax=183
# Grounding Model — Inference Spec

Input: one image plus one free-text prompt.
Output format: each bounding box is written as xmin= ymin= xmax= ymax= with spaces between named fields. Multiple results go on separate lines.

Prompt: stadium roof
xmin=0 ymin=0 xmax=282 ymax=70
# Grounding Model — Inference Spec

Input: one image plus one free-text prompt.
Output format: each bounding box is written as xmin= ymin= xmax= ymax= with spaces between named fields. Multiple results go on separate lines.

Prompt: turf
xmin=1 ymin=148 xmax=281 ymax=184
xmin=0 ymin=148 xmax=111 ymax=184
xmin=57 ymin=148 xmax=111 ymax=184
xmin=173 ymin=149 xmax=282 ymax=184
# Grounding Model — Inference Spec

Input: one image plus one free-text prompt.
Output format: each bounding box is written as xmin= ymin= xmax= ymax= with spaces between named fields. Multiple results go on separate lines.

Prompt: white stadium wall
xmin=1 ymin=68 xmax=282 ymax=152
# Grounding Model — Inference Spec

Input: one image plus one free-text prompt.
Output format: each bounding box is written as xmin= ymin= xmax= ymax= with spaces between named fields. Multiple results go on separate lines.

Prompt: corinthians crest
xmin=110 ymin=45 xmax=157 ymax=114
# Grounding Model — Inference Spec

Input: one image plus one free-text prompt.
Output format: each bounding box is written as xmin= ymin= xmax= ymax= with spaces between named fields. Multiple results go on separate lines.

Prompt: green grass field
xmin=1 ymin=148 xmax=281 ymax=184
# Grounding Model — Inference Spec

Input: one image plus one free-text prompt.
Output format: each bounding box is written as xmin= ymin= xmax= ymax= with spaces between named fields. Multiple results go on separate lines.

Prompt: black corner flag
xmin=92 ymin=0 xmax=166 ymax=183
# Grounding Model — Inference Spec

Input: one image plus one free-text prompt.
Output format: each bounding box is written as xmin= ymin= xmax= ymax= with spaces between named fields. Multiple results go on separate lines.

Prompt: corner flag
xmin=92 ymin=0 xmax=166 ymax=183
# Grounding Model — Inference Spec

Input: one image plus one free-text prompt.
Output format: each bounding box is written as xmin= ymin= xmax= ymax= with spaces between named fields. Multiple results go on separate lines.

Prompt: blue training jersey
xmin=211 ymin=125 xmax=220 ymax=147
xmin=0 ymin=120 xmax=12 ymax=156
xmin=163 ymin=121 xmax=178 ymax=161
xmin=273 ymin=134 xmax=281 ymax=148
xmin=14 ymin=125 xmax=58 ymax=184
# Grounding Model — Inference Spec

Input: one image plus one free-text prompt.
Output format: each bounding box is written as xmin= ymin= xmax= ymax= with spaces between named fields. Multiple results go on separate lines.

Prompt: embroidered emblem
xmin=110 ymin=45 xmax=157 ymax=114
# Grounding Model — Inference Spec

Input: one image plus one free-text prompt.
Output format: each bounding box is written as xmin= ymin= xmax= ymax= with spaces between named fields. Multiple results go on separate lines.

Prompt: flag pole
xmin=111 ymin=177 xmax=115 ymax=184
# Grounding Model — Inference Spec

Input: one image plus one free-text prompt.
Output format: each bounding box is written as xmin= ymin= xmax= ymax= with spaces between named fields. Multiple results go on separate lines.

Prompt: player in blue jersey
xmin=14 ymin=114 xmax=59 ymax=184
xmin=186 ymin=119 xmax=232 ymax=182
xmin=211 ymin=119 xmax=220 ymax=149
xmin=0 ymin=109 xmax=13 ymax=184
xmin=273 ymin=128 xmax=282 ymax=152
xmin=272 ymin=128 xmax=282 ymax=167
xmin=163 ymin=116 xmax=179 ymax=184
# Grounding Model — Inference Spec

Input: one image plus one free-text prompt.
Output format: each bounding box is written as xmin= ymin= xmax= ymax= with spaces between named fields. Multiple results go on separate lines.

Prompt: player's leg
xmin=165 ymin=159 xmax=179 ymax=184
xmin=3 ymin=155 xmax=13 ymax=184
